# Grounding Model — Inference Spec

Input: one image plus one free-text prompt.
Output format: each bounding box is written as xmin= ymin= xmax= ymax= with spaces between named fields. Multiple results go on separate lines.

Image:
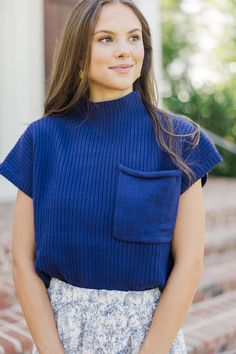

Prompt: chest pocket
xmin=112 ymin=163 xmax=182 ymax=244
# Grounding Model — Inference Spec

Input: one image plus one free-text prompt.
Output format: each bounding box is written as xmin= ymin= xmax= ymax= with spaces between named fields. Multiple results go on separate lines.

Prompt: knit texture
xmin=0 ymin=90 xmax=223 ymax=291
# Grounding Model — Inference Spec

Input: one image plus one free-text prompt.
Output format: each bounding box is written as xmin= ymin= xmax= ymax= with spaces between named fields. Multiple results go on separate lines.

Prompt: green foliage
xmin=160 ymin=0 xmax=236 ymax=177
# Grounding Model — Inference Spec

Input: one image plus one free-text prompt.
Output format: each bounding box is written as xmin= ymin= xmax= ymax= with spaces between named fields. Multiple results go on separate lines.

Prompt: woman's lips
xmin=110 ymin=65 xmax=133 ymax=74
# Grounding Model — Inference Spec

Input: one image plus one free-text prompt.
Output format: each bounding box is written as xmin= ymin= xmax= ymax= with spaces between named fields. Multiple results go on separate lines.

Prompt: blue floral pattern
xmin=32 ymin=277 xmax=187 ymax=354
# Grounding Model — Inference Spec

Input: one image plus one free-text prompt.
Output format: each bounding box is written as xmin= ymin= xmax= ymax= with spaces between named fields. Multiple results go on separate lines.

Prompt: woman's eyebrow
xmin=93 ymin=28 xmax=142 ymax=35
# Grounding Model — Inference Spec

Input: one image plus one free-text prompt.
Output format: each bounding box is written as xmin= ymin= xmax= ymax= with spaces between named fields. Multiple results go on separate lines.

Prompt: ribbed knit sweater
xmin=0 ymin=90 xmax=223 ymax=291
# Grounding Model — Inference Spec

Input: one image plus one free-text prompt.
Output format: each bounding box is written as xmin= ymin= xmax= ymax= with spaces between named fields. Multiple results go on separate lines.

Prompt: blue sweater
xmin=0 ymin=90 xmax=223 ymax=291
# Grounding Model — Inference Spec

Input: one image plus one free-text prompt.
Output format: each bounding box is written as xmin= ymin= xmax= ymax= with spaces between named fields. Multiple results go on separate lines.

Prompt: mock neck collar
xmin=73 ymin=90 xmax=145 ymax=119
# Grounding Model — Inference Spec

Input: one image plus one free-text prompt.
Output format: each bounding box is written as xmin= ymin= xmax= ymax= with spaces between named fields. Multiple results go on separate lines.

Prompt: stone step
xmin=194 ymin=249 xmax=236 ymax=303
xmin=205 ymin=221 xmax=236 ymax=256
xmin=184 ymin=290 xmax=236 ymax=353
xmin=205 ymin=206 xmax=236 ymax=228
xmin=203 ymin=177 xmax=236 ymax=227
xmin=0 ymin=303 xmax=33 ymax=353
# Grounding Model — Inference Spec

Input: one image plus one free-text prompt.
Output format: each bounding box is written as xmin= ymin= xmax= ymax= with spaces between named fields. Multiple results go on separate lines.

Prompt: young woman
xmin=0 ymin=0 xmax=223 ymax=353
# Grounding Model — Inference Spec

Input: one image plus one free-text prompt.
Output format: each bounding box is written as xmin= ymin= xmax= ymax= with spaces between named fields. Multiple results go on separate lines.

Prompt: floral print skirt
xmin=31 ymin=277 xmax=187 ymax=354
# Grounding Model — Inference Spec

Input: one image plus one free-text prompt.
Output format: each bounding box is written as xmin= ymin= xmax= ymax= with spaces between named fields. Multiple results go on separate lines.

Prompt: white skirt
xmin=32 ymin=277 xmax=187 ymax=354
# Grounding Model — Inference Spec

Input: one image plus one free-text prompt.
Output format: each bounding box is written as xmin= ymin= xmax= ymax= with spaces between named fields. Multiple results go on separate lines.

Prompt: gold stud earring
xmin=79 ymin=69 xmax=85 ymax=80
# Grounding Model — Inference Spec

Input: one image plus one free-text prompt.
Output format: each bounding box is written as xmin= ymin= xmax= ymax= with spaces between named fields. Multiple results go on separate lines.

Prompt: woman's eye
xmin=130 ymin=35 xmax=140 ymax=41
xmin=98 ymin=35 xmax=141 ymax=43
xmin=99 ymin=37 xmax=112 ymax=43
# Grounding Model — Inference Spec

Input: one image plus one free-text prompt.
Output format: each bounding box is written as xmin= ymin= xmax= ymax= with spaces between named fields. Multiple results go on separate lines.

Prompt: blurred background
xmin=0 ymin=1 xmax=236 ymax=353
xmin=161 ymin=0 xmax=236 ymax=179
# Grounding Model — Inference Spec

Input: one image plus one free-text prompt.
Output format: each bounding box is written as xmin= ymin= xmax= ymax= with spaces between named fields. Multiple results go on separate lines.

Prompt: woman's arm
xmin=139 ymin=179 xmax=205 ymax=354
xmin=12 ymin=189 xmax=64 ymax=354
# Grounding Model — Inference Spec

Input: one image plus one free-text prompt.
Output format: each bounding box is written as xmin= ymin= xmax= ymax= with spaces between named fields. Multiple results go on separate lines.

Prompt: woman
xmin=0 ymin=0 xmax=223 ymax=353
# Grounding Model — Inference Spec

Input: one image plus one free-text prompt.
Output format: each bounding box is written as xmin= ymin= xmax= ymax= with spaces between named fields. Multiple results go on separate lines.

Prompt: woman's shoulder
xmin=22 ymin=115 xmax=67 ymax=138
xmin=165 ymin=111 xmax=199 ymax=136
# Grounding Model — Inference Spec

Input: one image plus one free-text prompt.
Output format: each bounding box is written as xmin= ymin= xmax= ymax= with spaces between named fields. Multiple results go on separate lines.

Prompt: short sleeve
xmin=180 ymin=126 xmax=223 ymax=195
xmin=0 ymin=125 xmax=34 ymax=198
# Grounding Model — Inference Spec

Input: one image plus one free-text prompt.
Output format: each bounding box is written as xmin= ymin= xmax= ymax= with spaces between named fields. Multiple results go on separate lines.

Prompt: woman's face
xmin=88 ymin=3 xmax=145 ymax=102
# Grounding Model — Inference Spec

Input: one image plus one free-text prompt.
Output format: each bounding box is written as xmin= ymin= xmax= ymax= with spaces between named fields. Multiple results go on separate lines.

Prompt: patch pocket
xmin=112 ymin=164 xmax=182 ymax=243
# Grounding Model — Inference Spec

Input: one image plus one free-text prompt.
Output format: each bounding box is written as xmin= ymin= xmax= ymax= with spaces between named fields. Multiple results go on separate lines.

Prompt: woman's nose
xmin=115 ymin=41 xmax=131 ymax=57
xmin=116 ymin=51 xmax=130 ymax=58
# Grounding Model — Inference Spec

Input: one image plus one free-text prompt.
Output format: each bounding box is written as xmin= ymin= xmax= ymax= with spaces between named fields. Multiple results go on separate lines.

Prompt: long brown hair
xmin=44 ymin=0 xmax=200 ymax=186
